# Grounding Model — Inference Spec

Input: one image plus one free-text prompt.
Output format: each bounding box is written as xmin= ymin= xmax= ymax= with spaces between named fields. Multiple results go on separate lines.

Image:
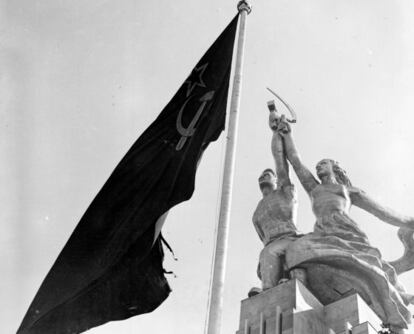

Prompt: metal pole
xmin=205 ymin=2 xmax=251 ymax=334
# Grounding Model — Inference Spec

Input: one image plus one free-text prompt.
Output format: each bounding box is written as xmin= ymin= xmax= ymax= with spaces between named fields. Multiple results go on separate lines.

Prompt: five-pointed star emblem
xmin=184 ymin=63 xmax=208 ymax=97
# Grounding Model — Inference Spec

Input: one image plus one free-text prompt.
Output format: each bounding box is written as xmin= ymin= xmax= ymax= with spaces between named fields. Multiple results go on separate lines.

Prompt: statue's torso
xmin=253 ymin=185 xmax=299 ymax=245
xmin=308 ymin=183 xmax=370 ymax=240
xmin=310 ymin=183 xmax=351 ymax=218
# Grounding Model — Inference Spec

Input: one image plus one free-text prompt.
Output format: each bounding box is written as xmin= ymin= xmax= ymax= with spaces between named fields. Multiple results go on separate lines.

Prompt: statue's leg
xmin=289 ymin=268 xmax=307 ymax=286
xmin=260 ymin=240 xmax=288 ymax=290
xmin=260 ymin=253 xmax=282 ymax=290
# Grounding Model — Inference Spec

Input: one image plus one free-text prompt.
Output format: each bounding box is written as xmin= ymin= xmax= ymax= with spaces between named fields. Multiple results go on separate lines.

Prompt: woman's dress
xmin=285 ymin=210 xmax=412 ymax=330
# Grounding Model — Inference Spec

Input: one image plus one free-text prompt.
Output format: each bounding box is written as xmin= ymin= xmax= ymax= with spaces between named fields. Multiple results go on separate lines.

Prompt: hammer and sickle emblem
xmin=266 ymin=87 xmax=297 ymax=123
xmin=175 ymin=90 xmax=215 ymax=151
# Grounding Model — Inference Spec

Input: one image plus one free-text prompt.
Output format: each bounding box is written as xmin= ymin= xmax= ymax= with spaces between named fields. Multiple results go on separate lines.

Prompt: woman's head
xmin=316 ymin=159 xmax=351 ymax=187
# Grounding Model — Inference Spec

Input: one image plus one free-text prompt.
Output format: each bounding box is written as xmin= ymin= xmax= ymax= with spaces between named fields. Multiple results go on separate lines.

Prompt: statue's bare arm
xmin=272 ymin=131 xmax=291 ymax=187
xmin=349 ymin=187 xmax=414 ymax=229
xmin=277 ymin=118 xmax=319 ymax=195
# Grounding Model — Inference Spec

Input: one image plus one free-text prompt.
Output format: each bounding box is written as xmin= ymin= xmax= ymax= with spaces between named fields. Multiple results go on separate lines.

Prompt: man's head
xmin=258 ymin=168 xmax=277 ymax=195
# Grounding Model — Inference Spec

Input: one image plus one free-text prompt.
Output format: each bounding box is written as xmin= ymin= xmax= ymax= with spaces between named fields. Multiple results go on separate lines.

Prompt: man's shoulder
xmin=274 ymin=183 xmax=296 ymax=195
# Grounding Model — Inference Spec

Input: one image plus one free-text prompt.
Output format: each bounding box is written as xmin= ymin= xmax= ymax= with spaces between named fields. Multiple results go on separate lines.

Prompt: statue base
xmin=235 ymin=280 xmax=387 ymax=334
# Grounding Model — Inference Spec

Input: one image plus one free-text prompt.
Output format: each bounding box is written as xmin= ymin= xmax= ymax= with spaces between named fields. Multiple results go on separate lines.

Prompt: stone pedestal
xmin=235 ymin=280 xmax=382 ymax=334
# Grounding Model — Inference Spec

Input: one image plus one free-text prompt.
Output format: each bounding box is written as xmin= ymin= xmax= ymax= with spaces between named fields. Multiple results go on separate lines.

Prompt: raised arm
xmin=349 ymin=187 xmax=414 ymax=229
xmin=269 ymin=111 xmax=290 ymax=187
xmin=277 ymin=117 xmax=319 ymax=194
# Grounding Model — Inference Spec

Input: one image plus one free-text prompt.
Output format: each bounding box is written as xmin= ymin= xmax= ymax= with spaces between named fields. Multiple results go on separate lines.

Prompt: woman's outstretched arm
xmin=349 ymin=187 xmax=414 ymax=229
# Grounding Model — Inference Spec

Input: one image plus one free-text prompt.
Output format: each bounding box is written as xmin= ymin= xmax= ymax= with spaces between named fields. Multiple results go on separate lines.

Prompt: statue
xmin=273 ymin=115 xmax=414 ymax=333
xmin=251 ymin=109 xmax=304 ymax=293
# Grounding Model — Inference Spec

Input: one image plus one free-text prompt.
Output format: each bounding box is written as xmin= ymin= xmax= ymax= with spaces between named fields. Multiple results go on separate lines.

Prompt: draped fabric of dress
xmin=285 ymin=211 xmax=412 ymax=329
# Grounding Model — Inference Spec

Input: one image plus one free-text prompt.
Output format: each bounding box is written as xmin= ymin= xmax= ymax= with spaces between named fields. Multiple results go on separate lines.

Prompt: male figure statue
xmin=252 ymin=111 xmax=304 ymax=292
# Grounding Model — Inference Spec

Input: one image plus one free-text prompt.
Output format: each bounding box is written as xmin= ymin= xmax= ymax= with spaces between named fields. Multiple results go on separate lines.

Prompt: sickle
xmin=266 ymin=87 xmax=297 ymax=123
xmin=176 ymin=90 xmax=215 ymax=150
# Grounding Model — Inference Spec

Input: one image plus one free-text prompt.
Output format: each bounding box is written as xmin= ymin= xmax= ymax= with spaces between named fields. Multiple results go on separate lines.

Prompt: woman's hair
xmin=324 ymin=159 xmax=352 ymax=187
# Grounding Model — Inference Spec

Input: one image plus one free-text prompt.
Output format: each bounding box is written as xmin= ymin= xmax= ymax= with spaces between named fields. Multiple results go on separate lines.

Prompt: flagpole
xmin=205 ymin=2 xmax=251 ymax=334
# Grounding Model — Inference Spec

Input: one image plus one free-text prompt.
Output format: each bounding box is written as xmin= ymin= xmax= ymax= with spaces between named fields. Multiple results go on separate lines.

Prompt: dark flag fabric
xmin=18 ymin=15 xmax=239 ymax=334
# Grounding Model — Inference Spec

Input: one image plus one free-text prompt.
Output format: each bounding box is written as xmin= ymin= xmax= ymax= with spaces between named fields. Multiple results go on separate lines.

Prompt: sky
xmin=2 ymin=0 xmax=414 ymax=333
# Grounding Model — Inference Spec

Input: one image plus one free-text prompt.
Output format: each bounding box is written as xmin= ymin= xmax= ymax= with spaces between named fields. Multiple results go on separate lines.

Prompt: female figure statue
xmin=274 ymin=115 xmax=414 ymax=332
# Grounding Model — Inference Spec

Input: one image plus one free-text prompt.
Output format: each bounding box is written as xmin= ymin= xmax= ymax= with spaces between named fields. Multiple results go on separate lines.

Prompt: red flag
xmin=18 ymin=15 xmax=239 ymax=334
